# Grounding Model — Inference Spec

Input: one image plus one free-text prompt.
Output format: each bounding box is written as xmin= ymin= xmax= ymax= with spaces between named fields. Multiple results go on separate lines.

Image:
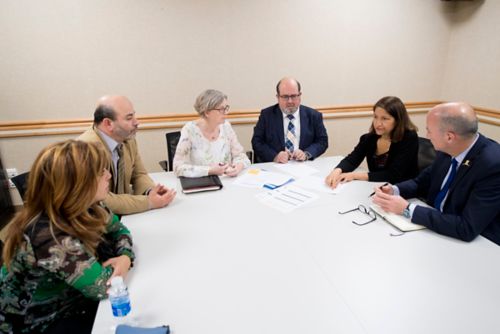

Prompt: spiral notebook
xmin=370 ymin=198 xmax=430 ymax=232
xmin=179 ymin=175 xmax=223 ymax=194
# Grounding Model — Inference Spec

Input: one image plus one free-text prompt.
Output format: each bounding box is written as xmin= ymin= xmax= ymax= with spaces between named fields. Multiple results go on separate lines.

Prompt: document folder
xmin=179 ymin=175 xmax=223 ymax=194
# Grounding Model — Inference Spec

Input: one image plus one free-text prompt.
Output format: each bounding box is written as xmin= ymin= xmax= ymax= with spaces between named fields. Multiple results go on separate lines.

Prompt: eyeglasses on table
xmin=338 ymin=204 xmax=377 ymax=226
xmin=338 ymin=204 xmax=406 ymax=237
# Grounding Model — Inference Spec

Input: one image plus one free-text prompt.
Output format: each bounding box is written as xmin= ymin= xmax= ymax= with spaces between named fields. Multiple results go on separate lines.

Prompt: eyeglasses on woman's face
xmin=212 ymin=105 xmax=230 ymax=115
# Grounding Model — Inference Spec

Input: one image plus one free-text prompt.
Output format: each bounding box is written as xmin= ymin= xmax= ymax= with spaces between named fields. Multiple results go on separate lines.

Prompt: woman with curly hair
xmin=1 ymin=140 xmax=135 ymax=333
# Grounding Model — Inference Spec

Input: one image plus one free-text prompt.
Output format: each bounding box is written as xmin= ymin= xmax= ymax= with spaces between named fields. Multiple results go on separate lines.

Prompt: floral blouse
xmin=173 ymin=120 xmax=251 ymax=177
xmin=0 ymin=210 xmax=134 ymax=333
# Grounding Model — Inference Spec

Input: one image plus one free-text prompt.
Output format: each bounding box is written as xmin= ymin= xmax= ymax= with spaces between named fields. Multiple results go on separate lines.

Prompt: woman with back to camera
xmin=173 ymin=89 xmax=251 ymax=177
xmin=0 ymin=140 xmax=134 ymax=334
xmin=325 ymin=96 xmax=419 ymax=188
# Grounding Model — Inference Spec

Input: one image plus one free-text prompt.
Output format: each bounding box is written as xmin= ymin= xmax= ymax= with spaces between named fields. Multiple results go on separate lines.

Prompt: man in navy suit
xmin=251 ymin=77 xmax=328 ymax=163
xmin=373 ymin=102 xmax=500 ymax=245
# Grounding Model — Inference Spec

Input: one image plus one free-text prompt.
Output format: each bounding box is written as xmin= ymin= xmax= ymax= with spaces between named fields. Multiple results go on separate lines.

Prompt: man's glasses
xmin=278 ymin=94 xmax=301 ymax=101
xmin=338 ymin=204 xmax=377 ymax=226
xmin=212 ymin=105 xmax=230 ymax=114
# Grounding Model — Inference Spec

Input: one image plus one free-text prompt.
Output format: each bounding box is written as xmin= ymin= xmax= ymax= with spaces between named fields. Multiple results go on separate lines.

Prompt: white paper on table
xmin=232 ymin=168 xmax=293 ymax=188
xmin=255 ymin=184 xmax=319 ymax=213
xmin=273 ymin=162 xmax=319 ymax=178
xmin=293 ymin=175 xmax=347 ymax=194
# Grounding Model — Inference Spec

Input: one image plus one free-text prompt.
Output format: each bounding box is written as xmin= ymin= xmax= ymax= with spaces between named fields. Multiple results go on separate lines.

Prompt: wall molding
xmin=1 ymin=101 xmax=499 ymax=139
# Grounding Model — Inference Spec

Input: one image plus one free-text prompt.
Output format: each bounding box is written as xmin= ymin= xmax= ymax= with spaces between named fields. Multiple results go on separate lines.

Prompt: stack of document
xmin=233 ymin=169 xmax=293 ymax=189
xmin=273 ymin=162 xmax=319 ymax=177
xmin=256 ymin=184 xmax=319 ymax=213
xmin=233 ymin=161 xmax=349 ymax=213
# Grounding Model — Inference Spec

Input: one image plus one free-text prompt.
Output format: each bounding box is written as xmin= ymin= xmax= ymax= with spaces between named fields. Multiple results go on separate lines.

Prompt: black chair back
xmin=418 ymin=137 xmax=436 ymax=172
xmin=165 ymin=131 xmax=181 ymax=172
xmin=0 ymin=239 xmax=3 ymax=265
xmin=253 ymin=152 xmax=263 ymax=164
xmin=245 ymin=151 xmax=254 ymax=164
xmin=11 ymin=172 xmax=29 ymax=200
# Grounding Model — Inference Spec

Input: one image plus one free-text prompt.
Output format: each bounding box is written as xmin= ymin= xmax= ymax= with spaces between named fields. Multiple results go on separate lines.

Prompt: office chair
xmin=253 ymin=152 xmax=263 ymax=164
xmin=158 ymin=160 xmax=168 ymax=172
xmin=159 ymin=131 xmax=182 ymax=172
xmin=245 ymin=150 xmax=254 ymax=164
xmin=11 ymin=172 xmax=29 ymax=200
xmin=417 ymin=137 xmax=436 ymax=172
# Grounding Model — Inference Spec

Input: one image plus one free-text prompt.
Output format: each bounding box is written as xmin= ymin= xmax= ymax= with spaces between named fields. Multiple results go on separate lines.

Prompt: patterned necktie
xmin=434 ymin=158 xmax=458 ymax=211
xmin=285 ymin=114 xmax=297 ymax=153
xmin=115 ymin=144 xmax=125 ymax=194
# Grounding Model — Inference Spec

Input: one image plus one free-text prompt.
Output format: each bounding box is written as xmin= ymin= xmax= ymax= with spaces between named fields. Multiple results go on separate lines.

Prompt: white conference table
xmin=92 ymin=156 xmax=500 ymax=334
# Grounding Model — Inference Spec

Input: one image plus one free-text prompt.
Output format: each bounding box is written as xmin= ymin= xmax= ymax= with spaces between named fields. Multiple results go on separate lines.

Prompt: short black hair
xmin=93 ymin=105 xmax=116 ymax=125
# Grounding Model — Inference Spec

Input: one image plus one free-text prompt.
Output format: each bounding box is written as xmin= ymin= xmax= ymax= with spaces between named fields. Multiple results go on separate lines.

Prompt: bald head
xmin=430 ymin=102 xmax=478 ymax=139
xmin=276 ymin=77 xmax=301 ymax=95
xmin=97 ymin=95 xmax=132 ymax=106
xmin=94 ymin=95 xmax=133 ymax=125
xmin=93 ymin=95 xmax=138 ymax=142
xmin=276 ymin=77 xmax=302 ymax=114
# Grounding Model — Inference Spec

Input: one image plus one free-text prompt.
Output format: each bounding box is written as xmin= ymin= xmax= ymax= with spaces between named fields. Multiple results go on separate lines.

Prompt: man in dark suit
xmin=251 ymin=77 xmax=328 ymax=163
xmin=373 ymin=102 xmax=500 ymax=245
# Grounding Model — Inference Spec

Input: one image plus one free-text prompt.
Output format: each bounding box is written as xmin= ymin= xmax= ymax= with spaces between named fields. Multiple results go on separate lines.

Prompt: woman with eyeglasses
xmin=0 ymin=140 xmax=134 ymax=334
xmin=325 ymin=96 xmax=419 ymax=189
xmin=173 ymin=89 xmax=251 ymax=177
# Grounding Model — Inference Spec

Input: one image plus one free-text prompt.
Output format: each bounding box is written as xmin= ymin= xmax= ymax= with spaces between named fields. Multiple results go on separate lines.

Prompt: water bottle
xmin=109 ymin=276 xmax=131 ymax=321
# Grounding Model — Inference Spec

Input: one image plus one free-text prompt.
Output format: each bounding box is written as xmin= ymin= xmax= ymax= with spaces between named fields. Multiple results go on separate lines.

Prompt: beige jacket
xmin=78 ymin=127 xmax=154 ymax=214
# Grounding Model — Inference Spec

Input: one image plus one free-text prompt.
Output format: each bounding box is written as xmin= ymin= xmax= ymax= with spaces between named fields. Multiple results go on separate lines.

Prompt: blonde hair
xmin=193 ymin=89 xmax=227 ymax=117
xmin=2 ymin=140 xmax=110 ymax=268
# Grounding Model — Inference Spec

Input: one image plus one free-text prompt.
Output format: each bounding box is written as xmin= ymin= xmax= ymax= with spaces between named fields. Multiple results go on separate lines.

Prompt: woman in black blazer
xmin=325 ymin=96 xmax=419 ymax=188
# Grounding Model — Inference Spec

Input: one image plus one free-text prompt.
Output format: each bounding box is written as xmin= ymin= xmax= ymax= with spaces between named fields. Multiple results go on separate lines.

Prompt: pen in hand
xmin=369 ymin=182 xmax=389 ymax=197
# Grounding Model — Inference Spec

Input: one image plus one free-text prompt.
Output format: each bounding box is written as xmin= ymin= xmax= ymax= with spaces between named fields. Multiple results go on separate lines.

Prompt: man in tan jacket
xmin=79 ymin=95 xmax=176 ymax=214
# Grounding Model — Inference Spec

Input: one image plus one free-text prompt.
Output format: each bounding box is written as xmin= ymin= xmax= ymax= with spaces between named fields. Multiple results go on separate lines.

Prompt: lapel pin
xmin=463 ymin=160 xmax=471 ymax=167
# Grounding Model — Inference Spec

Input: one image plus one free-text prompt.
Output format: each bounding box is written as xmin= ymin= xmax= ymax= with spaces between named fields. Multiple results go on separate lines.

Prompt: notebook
xmin=179 ymin=175 xmax=223 ymax=194
xmin=370 ymin=198 xmax=430 ymax=232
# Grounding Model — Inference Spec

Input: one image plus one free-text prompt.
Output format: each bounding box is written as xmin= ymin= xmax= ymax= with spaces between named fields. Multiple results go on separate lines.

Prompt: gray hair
xmin=194 ymin=89 xmax=227 ymax=117
xmin=438 ymin=108 xmax=478 ymax=138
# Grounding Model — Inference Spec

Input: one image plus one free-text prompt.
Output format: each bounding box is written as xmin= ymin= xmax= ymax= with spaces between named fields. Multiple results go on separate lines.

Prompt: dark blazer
xmin=336 ymin=130 xmax=419 ymax=184
xmin=251 ymin=104 xmax=328 ymax=162
xmin=397 ymin=134 xmax=500 ymax=245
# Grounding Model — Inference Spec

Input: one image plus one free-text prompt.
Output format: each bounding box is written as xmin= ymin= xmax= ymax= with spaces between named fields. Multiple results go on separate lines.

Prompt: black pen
xmin=369 ymin=182 xmax=389 ymax=197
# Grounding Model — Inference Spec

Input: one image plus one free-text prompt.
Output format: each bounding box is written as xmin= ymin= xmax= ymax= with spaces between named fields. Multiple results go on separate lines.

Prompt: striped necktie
xmin=285 ymin=114 xmax=297 ymax=153
xmin=434 ymin=158 xmax=458 ymax=211
xmin=115 ymin=144 xmax=125 ymax=194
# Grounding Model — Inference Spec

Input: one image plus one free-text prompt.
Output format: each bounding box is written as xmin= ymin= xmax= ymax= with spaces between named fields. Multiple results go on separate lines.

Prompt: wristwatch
xmin=403 ymin=203 xmax=411 ymax=219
